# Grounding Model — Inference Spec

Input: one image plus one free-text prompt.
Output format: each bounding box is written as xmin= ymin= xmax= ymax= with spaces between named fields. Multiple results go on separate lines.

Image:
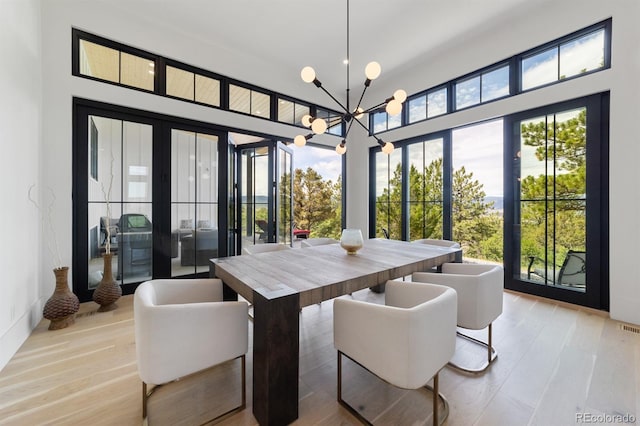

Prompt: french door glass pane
xmin=171 ymin=129 xmax=219 ymax=277
xmin=87 ymin=116 xmax=153 ymax=289
xmin=407 ymin=138 xmax=444 ymax=241
xmin=278 ymin=147 xmax=292 ymax=245
xmin=374 ymin=149 xmax=402 ymax=239
xmin=518 ymin=108 xmax=586 ymax=292
xmin=452 ymin=119 xmax=504 ymax=262
xmin=240 ymin=147 xmax=270 ymax=248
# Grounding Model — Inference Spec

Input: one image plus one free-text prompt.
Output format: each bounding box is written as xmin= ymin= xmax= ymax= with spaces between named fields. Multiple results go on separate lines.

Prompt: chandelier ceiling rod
xmin=294 ymin=0 xmax=407 ymax=155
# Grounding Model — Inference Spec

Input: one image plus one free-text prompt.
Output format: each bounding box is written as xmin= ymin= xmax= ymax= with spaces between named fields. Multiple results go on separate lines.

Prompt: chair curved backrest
xmin=242 ymin=243 xmax=291 ymax=255
xmin=300 ymin=237 xmax=339 ymax=248
xmin=412 ymin=238 xmax=461 ymax=249
xmin=412 ymin=263 xmax=503 ymax=374
xmin=334 ymin=280 xmax=457 ymax=389
xmin=134 ymin=278 xmax=248 ymax=385
xmin=413 ymin=263 xmax=503 ymax=330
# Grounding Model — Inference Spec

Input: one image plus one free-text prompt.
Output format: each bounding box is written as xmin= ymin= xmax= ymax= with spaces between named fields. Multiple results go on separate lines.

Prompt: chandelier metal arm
xmin=294 ymin=0 xmax=400 ymax=155
xmin=318 ymin=84 xmax=349 ymax=114
xmin=352 ymin=84 xmax=370 ymax=118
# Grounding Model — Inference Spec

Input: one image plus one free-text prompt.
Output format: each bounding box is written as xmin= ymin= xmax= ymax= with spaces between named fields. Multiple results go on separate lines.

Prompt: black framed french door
xmin=72 ymin=98 xmax=229 ymax=302
xmin=235 ymin=140 xmax=293 ymax=253
xmin=503 ymin=93 xmax=609 ymax=310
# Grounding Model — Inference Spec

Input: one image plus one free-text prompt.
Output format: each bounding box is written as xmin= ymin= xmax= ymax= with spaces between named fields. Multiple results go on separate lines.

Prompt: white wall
xmin=0 ymin=0 xmax=43 ymax=370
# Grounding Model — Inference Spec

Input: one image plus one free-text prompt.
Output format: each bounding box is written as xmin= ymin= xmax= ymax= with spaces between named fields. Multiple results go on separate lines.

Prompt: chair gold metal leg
xmin=142 ymin=356 xmax=247 ymax=424
xmin=142 ymin=382 xmax=147 ymax=419
xmin=424 ymin=371 xmax=450 ymax=426
xmin=433 ymin=373 xmax=438 ymax=426
xmin=447 ymin=323 xmax=498 ymax=374
xmin=338 ymin=351 xmax=449 ymax=425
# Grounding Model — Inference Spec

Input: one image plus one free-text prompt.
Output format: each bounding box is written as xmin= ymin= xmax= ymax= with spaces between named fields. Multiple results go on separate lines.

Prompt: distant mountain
xmin=485 ymin=196 xmax=503 ymax=210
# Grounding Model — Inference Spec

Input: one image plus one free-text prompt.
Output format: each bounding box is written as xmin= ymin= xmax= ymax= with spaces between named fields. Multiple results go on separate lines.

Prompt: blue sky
xmin=292 ymin=143 xmax=342 ymax=183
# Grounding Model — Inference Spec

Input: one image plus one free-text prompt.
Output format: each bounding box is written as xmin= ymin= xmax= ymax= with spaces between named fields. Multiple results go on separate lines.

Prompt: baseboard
xmin=0 ymin=298 xmax=45 ymax=372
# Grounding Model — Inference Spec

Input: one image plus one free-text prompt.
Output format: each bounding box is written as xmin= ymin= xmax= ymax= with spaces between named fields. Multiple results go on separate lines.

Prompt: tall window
xmin=451 ymin=120 xmax=504 ymax=262
xmin=374 ymin=148 xmax=403 ymax=239
xmin=516 ymin=108 xmax=586 ymax=290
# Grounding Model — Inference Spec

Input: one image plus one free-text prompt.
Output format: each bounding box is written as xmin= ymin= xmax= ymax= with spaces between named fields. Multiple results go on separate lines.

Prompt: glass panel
xmin=372 ymin=111 xmax=387 ymax=133
xmin=427 ymin=88 xmax=447 ymax=118
xmin=87 ymin=116 xmax=123 ymax=291
xmin=123 ymin=122 xmax=152 ymax=203
xmin=294 ymin=104 xmax=310 ymax=126
xmin=166 ymin=66 xmax=194 ymax=100
xmin=195 ymin=74 xmax=220 ymax=106
xmin=328 ymin=112 xmax=343 ymax=135
xmin=482 ymin=65 xmax=510 ymax=102
xmin=455 ymin=75 xmax=480 ymax=109
xmin=407 ymin=139 xmax=444 ymax=241
xmin=79 ymin=40 xmax=119 ymax=83
xmin=374 ymin=149 xmax=402 ymax=239
xmin=252 ymin=91 xmax=271 ymax=118
xmin=86 ymin=117 xmax=153 ymax=287
xmin=120 ymin=52 xmax=154 ymax=91
xmin=521 ymin=47 xmax=558 ymax=90
xmin=278 ymin=99 xmax=294 ymax=124
xmin=229 ymin=84 xmax=251 ymax=114
xmin=171 ymin=130 xmax=219 ymax=277
xmin=278 ymin=147 xmax=292 ymax=245
xmin=452 ymin=119 xmax=504 ymax=262
xmin=408 ymin=94 xmax=427 ymax=123
xmin=388 ymin=113 xmax=401 ymax=130
xmin=518 ymin=108 xmax=586 ymax=292
xmin=120 ymin=121 xmax=153 ymax=284
xmin=560 ymin=30 xmax=605 ymax=80
xmin=240 ymin=147 xmax=270 ymax=249
xmin=292 ymin=145 xmax=342 ymax=239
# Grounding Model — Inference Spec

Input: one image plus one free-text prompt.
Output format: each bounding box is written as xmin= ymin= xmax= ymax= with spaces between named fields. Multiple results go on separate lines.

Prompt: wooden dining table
xmin=210 ymin=238 xmax=462 ymax=426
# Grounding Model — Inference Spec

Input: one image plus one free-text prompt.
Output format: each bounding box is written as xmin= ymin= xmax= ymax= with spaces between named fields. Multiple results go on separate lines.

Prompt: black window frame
xmin=71 ymin=28 xmax=344 ymax=137
xmin=373 ymin=18 xmax=611 ymax=135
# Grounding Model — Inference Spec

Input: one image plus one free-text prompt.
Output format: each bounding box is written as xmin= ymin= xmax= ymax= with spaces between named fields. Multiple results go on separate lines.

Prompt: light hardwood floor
xmin=0 ymin=288 xmax=638 ymax=426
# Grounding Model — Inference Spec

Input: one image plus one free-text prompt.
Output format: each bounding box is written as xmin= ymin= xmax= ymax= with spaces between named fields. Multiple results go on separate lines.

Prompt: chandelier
xmin=293 ymin=0 xmax=406 ymax=155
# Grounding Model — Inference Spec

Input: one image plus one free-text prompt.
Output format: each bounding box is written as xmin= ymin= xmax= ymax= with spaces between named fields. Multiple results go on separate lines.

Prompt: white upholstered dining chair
xmin=412 ymin=238 xmax=461 ymax=249
xmin=300 ymin=237 xmax=339 ymax=247
xmin=134 ymin=278 xmax=248 ymax=422
xmin=412 ymin=262 xmax=503 ymax=373
xmin=334 ymin=280 xmax=457 ymax=425
xmin=242 ymin=243 xmax=291 ymax=255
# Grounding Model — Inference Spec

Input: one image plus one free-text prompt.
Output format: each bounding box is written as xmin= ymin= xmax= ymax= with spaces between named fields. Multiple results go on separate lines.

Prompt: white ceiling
xmin=113 ymin=0 xmax=538 ymax=91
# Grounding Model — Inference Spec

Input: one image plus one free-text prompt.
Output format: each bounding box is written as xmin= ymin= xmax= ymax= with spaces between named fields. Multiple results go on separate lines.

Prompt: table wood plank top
xmin=212 ymin=238 xmax=460 ymax=307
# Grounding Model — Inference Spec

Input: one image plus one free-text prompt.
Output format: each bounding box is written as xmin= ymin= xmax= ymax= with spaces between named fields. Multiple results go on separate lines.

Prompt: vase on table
xmin=93 ymin=252 xmax=121 ymax=312
xmin=43 ymin=267 xmax=80 ymax=330
xmin=340 ymin=229 xmax=364 ymax=255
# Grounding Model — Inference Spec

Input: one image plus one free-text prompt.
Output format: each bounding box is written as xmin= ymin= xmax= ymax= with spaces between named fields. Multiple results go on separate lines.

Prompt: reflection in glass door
xmin=171 ymin=130 xmax=219 ymax=277
xmin=277 ymin=144 xmax=293 ymax=246
xmin=515 ymin=108 xmax=587 ymax=291
xmin=237 ymin=141 xmax=293 ymax=252
xmin=87 ymin=115 xmax=153 ymax=289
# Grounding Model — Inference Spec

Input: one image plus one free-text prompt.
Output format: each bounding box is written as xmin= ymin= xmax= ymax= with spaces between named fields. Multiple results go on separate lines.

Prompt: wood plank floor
xmin=0 ymin=288 xmax=638 ymax=425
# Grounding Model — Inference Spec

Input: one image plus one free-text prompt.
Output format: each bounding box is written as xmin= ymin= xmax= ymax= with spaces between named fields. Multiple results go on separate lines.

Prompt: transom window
xmin=166 ymin=65 xmax=221 ymax=107
xmin=521 ymin=28 xmax=606 ymax=91
xmin=78 ymin=39 xmax=155 ymax=91
xmin=372 ymin=19 xmax=610 ymax=136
